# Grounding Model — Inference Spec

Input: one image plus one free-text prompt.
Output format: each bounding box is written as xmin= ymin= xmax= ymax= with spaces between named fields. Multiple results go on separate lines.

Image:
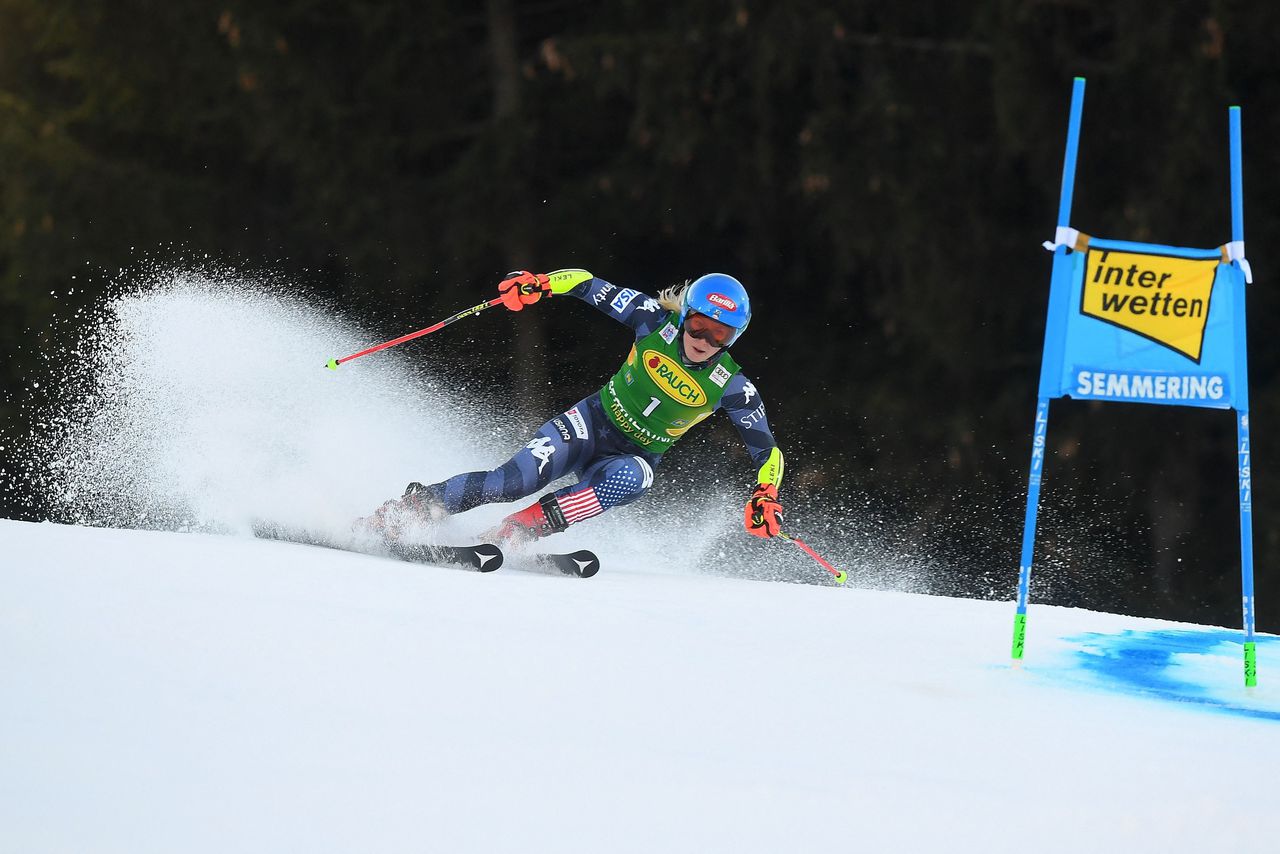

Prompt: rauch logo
xmin=642 ymin=350 xmax=707 ymax=406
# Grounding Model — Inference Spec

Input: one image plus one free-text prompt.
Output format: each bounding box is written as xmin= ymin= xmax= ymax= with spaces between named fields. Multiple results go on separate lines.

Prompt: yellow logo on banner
xmin=642 ymin=349 xmax=707 ymax=406
xmin=1081 ymin=249 xmax=1218 ymax=362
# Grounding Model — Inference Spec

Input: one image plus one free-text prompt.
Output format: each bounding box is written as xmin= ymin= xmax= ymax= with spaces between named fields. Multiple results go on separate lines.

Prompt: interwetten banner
xmin=1038 ymin=236 xmax=1249 ymax=411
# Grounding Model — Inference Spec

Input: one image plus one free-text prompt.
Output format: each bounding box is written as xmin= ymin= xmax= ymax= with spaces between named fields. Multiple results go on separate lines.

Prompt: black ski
xmin=533 ymin=549 xmax=600 ymax=578
xmin=251 ymin=522 xmax=503 ymax=572
xmin=385 ymin=540 xmax=504 ymax=572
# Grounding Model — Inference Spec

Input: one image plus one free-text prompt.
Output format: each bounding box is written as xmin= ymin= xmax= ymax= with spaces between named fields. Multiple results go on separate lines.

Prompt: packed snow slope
xmin=3 ymin=519 xmax=1279 ymax=854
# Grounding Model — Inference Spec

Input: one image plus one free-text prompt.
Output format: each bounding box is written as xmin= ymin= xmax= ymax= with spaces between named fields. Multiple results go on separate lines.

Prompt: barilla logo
xmin=706 ymin=293 xmax=737 ymax=312
xmin=642 ymin=349 xmax=707 ymax=406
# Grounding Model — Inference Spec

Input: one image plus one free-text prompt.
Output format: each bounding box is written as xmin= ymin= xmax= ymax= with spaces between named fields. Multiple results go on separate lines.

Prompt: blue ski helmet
xmin=679 ymin=273 xmax=751 ymax=347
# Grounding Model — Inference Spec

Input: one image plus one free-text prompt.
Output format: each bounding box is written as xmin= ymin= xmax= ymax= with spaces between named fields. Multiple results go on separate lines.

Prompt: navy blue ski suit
xmin=419 ymin=277 xmax=779 ymax=526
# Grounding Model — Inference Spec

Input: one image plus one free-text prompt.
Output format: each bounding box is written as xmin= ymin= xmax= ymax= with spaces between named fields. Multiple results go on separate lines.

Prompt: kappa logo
xmin=707 ymin=292 xmax=738 ymax=312
xmin=610 ymin=288 xmax=640 ymax=313
xmin=742 ymin=380 xmax=758 ymax=403
xmin=642 ymin=349 xmax=707 ymax=406
xmin=639 ymin=297 xmax=662 ymax=313
xmin=1081 ymin=248 xmax=1218 ymax=362
xmin=526 ymin=436 xmax=555 ymax=473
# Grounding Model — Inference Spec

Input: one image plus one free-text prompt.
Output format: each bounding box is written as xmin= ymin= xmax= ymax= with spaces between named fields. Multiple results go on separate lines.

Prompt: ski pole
xmin=778 ymin=532 xmax=847 ymax=584
xmin=325 ymin=296 xmax=505 ymax=370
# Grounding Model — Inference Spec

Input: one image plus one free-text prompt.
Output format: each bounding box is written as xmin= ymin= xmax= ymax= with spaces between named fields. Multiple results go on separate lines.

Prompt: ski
xmin=532 ymin=549 xmax=600 ymax=578
xmin=385 ymin=539 xmax=504 ymax=572
xmin=251 ymin=522 xmax=504 ymax=572
xmin=381 ymin=540 xmax=501 ymax=573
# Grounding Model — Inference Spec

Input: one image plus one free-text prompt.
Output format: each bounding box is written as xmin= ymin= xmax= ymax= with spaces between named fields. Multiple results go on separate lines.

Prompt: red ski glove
xmin=744 ymin=483 xmax=783 ymax=538
xmin=498 ymin=270 xmax=551 ymax=311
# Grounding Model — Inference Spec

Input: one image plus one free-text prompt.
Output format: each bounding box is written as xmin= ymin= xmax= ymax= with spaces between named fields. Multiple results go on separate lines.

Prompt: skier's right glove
xmin=498 ymin=270 xmax=551 ymax=311
xmin=744 ymin=483 xmax=783 ymax=538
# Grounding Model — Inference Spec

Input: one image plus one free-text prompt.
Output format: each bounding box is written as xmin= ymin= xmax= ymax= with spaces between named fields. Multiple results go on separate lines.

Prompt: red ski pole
xmin=778 ymin=532 xmax=848 ymax=584
xmin=325 ymin=296 xmax=505 ymax=370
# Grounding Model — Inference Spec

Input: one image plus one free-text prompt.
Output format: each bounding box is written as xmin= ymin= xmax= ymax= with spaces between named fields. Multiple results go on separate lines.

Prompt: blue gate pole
xmin=1056 ymin=78 xmax=1087 ymax=228
xmin=1013 ymin=77 xmax=1086 ymax=661
xmin=1239 ymin=410 xmax=1256 ymax=686
xmin=1229 ymin=105 xmax=1257 ymax=686
xmin=1012 ymin=399 xmax=1050 ymax=659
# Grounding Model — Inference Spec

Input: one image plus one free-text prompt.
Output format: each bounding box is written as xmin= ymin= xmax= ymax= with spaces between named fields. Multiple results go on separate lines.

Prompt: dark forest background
xmin=1 ymin=1 xmax=1277 ymax=628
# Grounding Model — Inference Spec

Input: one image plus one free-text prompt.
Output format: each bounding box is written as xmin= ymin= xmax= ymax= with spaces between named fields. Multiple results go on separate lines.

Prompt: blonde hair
xmin=657 ymin=281 xmax=690 ymax=312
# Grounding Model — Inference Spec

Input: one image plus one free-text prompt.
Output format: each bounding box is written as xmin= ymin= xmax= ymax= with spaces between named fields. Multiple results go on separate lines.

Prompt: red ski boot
xmin=495 ymin=494 xmax=568 ymax=545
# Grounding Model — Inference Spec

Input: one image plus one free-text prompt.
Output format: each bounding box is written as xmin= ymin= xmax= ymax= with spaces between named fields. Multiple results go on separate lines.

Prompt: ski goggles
xmin=683 ymin=312 xmax=738 ymax=348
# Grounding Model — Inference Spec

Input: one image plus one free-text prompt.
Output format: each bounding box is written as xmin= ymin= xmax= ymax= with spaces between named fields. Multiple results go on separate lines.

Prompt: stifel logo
xmin=706 ymin=292 xmax=737 ymax=311
xmin=642 ymin=349 xmax=707 ymax=406
xmin=1081 ymin=249 xmax=1218 ymax=362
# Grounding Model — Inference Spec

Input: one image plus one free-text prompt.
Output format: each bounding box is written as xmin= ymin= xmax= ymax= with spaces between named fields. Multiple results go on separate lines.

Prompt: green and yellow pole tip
xmin=325 ymin=358 xmax=340 ymax=371
xmin=834 ymin=570 xmax=847 ymax=585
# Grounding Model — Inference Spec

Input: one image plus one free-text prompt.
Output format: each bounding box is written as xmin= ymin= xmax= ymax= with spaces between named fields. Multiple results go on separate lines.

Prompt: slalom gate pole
xmin=1055 ymin=77 xmax=1087 ymax=228
xmin=778 ymin=532 xmax=847 ymax=584
xmin=1238 ymin=410 xmax=1256 ymax=686
xmin=1012 ymin=77 xmax=1085 ymax=662
xmin=1012 ymin=399 xmax=1050 ymax=660
xmin=325 ymin=296 xmax=505 ymax=369
xmin=1228 ymin=105 xmax=1258 ymax=687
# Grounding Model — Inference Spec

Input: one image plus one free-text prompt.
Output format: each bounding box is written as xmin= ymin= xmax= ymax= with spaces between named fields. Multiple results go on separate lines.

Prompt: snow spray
xmin=11 ymin=265 xmax=754 ymax=578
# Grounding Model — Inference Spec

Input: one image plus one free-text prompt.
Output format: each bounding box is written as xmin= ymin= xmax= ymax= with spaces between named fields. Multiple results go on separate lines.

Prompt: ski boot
xmin=493 ymin=494 xmax=568 ymax=546
xmin=354 ymin=481 xmax=447 ymax=542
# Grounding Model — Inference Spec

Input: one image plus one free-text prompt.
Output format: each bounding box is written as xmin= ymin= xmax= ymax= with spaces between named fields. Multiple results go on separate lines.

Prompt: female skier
xmin=362 ymin=268 xmax=784 ymax=545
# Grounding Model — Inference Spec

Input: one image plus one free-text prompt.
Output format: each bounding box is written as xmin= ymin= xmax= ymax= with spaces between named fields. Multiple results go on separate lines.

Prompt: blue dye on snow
xmin=1064 ymin=629 xmax=1280 ymax=722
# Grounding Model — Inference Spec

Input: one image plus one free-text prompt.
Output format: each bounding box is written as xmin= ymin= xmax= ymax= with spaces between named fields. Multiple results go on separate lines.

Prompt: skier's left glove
xmin=498 ymin=270 xmax=551 ymax=311
xmin=744 ymin=483 xmax=783 ymax=538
